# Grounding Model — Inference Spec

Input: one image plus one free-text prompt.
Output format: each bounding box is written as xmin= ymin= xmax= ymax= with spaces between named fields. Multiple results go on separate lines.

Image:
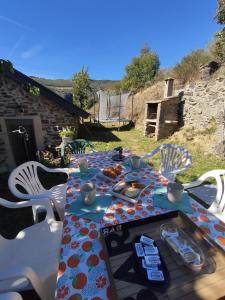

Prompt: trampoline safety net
xmin=97 ymin=90 xmax=130 ymax=122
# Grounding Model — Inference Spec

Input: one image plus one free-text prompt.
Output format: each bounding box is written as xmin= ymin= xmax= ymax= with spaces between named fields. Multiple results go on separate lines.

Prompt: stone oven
xmin=144 ymin=78 xmax=180 ymax=140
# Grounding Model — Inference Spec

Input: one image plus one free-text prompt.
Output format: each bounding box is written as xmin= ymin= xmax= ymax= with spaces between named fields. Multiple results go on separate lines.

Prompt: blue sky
xmin=0 ymin=0 xmax=221 ymax=80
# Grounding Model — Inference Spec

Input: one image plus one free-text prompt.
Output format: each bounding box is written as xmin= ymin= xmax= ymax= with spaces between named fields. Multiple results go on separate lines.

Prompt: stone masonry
xmin=182 ymin=78 xmax=225 ymax=155
xmin=0 ymin=76 xmax=80 ymax=168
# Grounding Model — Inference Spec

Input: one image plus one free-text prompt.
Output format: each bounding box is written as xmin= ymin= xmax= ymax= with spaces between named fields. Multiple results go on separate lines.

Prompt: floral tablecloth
xmin=56 ymin=150 xmax=225 ymax=300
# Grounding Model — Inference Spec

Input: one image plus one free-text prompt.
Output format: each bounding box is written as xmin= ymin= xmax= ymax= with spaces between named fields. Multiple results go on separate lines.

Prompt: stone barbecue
xmin=144 ymin=79 xmax=180 ymax=140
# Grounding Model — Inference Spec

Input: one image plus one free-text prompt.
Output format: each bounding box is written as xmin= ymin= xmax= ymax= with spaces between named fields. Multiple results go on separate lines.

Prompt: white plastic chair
xmin=8 ymin=161 xmax=69 ymax=220
xmin=0 ymin=292 xmax=23 ymax=300
xmin=0 ymin=197 xmax=63 ymax=300
xmin=142 ymin=144 xmax=192 ymax=182
xmin=183 ymin=170 xmax=225 ymax=222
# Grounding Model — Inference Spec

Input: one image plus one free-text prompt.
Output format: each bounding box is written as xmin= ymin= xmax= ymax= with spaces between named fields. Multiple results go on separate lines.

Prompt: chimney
xmin=164 ymin=78 xmax=174 ymax=98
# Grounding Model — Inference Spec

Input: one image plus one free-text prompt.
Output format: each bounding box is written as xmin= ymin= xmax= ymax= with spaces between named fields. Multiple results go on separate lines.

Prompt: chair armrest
xmin=0 ymin=267 xmax=41 ymax=297
xmin=183 ymin=180 xmax=203 ymax=190
xmin=0 ymin=198 xmax=50 ymax=209
xmin=40 ymin=164 xmax=69 ymax=175
xmin=0 ymin=292 xmax=23 ymax=300
xmin=141 ymin=146 xmax=160 ymax=160
xmin=85 ymin=140 xmax=97 ymax=152
xmin=183 ymin=170 xmax=224 ymax=190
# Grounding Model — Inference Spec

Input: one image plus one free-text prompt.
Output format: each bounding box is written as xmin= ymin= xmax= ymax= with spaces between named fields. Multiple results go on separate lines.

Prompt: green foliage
xmin=121 ymin=45 xmax=160 ymax=91
xmin=210 ymin=29 xmax=225 ymax=63
xmin=209 ymin=1 xmax=225 ymax=63
xmin=0 ymin=60 xmax=14 ymax=74
xmin=23 ymin=83 xmax=40 ymax=96
xmin=173 ymin=49 xmax=211 ymax=84
xmin=216 ymin=0 xmax=225 ymax=24
xmin=72 ymin=68 xmax=94 ymax=109
xmin=58 ymin=126 xmax=76 ymax=138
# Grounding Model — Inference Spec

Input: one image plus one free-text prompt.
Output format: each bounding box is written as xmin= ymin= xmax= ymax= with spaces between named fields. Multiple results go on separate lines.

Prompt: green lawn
xmin=83 ymin=124 xmax=225 ymax=184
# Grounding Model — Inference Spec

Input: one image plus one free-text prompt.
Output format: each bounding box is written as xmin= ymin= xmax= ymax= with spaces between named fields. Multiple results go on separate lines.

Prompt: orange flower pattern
xmin=56 ymin=150 xmax=225 ymax=300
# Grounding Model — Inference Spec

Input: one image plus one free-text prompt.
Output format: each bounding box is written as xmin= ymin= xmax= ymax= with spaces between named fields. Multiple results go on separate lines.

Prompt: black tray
xmin=100 ymin=210 xmax=224 ymax=300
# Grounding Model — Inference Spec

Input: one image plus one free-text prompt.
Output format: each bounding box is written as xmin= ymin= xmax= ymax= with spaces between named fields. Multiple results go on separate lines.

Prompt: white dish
xmin=124 ymin=172 xmax=141 ymax=182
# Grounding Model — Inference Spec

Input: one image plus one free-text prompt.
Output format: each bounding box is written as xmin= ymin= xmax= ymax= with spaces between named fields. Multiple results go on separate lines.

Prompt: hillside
xmin=30 ymin=76 xmax=119 ymax=98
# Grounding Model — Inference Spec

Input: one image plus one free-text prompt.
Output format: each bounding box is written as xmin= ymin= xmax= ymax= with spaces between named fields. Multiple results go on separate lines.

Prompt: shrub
xmin=173 ymin=49 xmax=211 ymax=84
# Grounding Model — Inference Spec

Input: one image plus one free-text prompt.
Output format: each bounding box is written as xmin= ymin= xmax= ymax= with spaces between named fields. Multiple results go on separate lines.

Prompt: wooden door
xmin=5 ymin=118 xmax=37 ymax=166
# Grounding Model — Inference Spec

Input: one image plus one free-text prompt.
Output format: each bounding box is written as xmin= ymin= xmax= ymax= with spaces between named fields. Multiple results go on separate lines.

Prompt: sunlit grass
xmin=88 ymin=126 xmax=225 ymax=184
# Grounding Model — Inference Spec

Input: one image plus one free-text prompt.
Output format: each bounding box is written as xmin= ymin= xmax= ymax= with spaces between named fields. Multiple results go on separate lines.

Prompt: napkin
xmin=152 ymin=191 xmax=193 ymax=214
xmin=70 ymin=168 xmax=99 ymax=180
xmin=68 ymin=194 xmax=112 ymax=222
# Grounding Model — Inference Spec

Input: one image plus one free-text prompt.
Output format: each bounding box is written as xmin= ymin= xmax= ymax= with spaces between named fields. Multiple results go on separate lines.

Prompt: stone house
xmin=0 ymin=61 xmax=89 ymax=170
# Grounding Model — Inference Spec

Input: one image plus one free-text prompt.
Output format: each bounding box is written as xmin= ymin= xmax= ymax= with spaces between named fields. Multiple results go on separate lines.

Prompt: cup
xmin=80 ymin=182 xmax=96 ymax=205
xmin=130 ymin=155 xmax=141 ymax=169
xmin=78 ymin=158 xmax=88 ymax=173
xmin=167 ymin=182 xmax=184 ymax=203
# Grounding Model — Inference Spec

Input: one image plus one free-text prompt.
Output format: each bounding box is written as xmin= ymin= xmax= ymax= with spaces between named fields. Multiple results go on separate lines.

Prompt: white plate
xmin=124 ymin=172 xmax=141 ymax=182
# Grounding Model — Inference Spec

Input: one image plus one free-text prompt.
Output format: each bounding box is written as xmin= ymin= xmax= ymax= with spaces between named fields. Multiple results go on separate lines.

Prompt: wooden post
xmin=98 ymin=93 xmax=100 ymax=124
xmin=131 ymin=93 xmax=134 ymax=121
xmin=93 ymin=93 xmax=96 ymax=123
xmin=108 ymin=92 xmax=111 ymax=119
xmin=118 ymin=90 xmax=121 ymax=131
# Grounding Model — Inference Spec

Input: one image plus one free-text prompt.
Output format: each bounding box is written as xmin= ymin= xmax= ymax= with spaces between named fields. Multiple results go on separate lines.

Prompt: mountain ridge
xmin=30 ymin=76 xmax=119 ymax=98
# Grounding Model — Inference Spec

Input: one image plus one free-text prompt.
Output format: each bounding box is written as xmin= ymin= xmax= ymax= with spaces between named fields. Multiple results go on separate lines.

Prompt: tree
xmin=209 ymin=30 xmax=225 ymax=63
xmin=72 ymin=67 xmax=93 ymax=109
xmin=173 ymin=49 xmax=211 ymax=84
xmin=216 ymin=0 xmax=225 ymax=24
xmin=121 ymin=45 xmax=160 ymax=91
xmin=209 ymin=0 xmax=225 ymax=63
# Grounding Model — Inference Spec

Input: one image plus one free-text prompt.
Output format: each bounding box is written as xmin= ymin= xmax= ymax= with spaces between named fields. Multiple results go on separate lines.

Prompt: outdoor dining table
xmin=56 ymin=150 xmax=225 ymax=300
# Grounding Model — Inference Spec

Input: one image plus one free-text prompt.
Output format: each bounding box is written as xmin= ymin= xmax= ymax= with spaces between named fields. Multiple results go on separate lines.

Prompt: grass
xmin=82 ymin=123 xmax=225 ymax=184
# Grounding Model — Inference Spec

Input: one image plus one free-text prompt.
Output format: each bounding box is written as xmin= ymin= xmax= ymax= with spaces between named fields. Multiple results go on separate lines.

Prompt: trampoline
xmin=94 ymin=90 xmax=131 ymax=126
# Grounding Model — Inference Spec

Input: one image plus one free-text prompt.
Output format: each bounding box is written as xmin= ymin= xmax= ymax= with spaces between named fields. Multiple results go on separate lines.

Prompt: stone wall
xmin=182 ymin=78 xmax=225 ymax=155
xmin=0 ymin=76 xmax=79 ymax=168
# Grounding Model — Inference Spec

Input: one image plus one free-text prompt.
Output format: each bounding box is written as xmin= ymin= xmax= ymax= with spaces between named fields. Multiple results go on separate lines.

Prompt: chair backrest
xmin=158 ymin=144 xmax=192 ymax=181
xmin=68 ymin=140 xmax=87 ymax=154
xmin=8 ymin=161 xmax=47 ymax=199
